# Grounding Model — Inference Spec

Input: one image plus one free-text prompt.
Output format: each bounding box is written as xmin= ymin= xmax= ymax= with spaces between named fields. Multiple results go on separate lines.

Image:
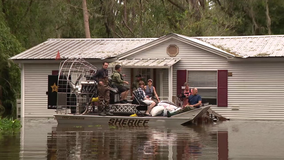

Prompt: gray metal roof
xmin=175 ymin=33 xmax=236 ymax=57
xmin=117 ymin=33 xmax=236 ymax=60
xmin=11 ymin=38 xmax=156 ymax=60
xmin=197 ymin=35 xmax=284 ymax=58
xmin=11 ymin=34 xmax=284 ymax=60
xmin=110 ymin=58 xmax=181 ymax=68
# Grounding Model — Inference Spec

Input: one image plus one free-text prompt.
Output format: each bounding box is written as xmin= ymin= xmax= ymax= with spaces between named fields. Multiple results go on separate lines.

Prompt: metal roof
xmin=110 ymin=58 xmax=181 ymax=68
xmin=11 ymin=38 xmax=156 ymax=60
xmin=197 ymin=35 xmax=284 ymax=58
xmin=117 ymin=33 xmax=236 ymax=59
xmin=174 ymin=33 xmax=236 ymax=57
xmin=11 ymin=34 xmax=284 ymax=60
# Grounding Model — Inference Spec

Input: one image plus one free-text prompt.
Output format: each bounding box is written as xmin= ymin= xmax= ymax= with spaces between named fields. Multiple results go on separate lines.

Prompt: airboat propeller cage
xmin=57 ymin=58 xmax=98 ymax=114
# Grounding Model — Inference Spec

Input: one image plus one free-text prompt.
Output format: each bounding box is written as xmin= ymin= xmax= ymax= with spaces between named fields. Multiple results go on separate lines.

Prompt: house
xmin=11 ymin=33 xmax=284 ymax=120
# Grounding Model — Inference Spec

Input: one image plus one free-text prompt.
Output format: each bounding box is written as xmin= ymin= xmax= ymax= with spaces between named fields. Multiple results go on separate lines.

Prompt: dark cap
xmin=148 ymin=79 xmax=153 ymax=82
xmin=135 ymin=74 xmax=142 ymax=77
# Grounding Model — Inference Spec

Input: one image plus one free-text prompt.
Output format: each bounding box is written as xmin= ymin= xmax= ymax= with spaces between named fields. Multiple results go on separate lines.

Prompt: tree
xmin=82 ymin=0 xmax=91 ymax=38
xmin=0 ymin=11 xmax=24 ymax=117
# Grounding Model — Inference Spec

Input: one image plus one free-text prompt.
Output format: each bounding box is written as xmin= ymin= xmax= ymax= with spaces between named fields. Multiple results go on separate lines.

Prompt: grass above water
xmin=0 ymin=118 xmax=21 ymax=133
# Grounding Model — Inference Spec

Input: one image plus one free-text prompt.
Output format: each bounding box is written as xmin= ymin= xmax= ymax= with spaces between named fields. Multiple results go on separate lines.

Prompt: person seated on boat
xmin=187 ymin=88 xmax=202 ymax=108
xmin=111 ymin=65 xmax=130 ymax=103
xmin=144 ymin=79 xmax=160 ymax=104
xmin=136 ymin=81 xmax=156 ymax=116
xmin=182 ymin=82 xmax=191 ymax=107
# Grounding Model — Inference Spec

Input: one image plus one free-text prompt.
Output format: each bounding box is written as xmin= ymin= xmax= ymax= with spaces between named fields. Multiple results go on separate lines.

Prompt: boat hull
xmin=54 ymin=106 xmax=210 ymax=127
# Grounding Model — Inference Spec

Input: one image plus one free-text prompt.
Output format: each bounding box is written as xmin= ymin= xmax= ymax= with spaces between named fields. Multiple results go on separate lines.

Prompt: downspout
xmin=168 ymin=66 xmax=173 ymax=102
xmin=21 ymin=63 xmax=25 ymax=118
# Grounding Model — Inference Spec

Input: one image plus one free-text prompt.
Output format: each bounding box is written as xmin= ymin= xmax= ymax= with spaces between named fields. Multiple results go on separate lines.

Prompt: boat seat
xmin=132 ymin=90 xmax=148 ymax=115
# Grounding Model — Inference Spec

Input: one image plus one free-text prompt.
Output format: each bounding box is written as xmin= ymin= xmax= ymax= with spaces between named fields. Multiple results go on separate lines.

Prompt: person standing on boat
xmin=187 ymin=88 xmax=202 ymax=108
xmin=144 ymin=79 xmax=160 ymax=104
xmin=112 ymin=65 xmax=130 ymax=103
xmin=93 ymin=62 xmax=113 ymax=116
xmin=132 ymin=74 xmax=146 ymax=91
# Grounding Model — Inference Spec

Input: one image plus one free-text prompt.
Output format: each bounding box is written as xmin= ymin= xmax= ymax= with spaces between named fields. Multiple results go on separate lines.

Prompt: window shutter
xmin=177 ymin=70 xmax=187 ymax=96
xmin=48 ymin=75 xmax=58 ymax=109
xmin=52 ymin=70 xmax=59 ymax=75
xmin=218 ymin=70 xmax=228 ymax=107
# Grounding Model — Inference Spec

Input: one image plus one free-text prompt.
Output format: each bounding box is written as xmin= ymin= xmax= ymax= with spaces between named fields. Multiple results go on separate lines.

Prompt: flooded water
xmin=1 ymin=119 xmax=284 ymax=160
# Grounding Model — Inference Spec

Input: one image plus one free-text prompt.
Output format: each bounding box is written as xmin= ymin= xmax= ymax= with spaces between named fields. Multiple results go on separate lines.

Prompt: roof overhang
xmin=118 ymin=33 xmax=236 ymax=60
xmin=10 ymin=57 xmax=117 ymax=64
xmin=110 ymin=58 xmax=180 ymax=68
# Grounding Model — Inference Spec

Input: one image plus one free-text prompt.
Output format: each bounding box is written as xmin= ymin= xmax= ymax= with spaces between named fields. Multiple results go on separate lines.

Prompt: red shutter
xmin=52 ymin=70 xmax=59 ymax=75
xmin=218 ymin=70 xmax=228 ymax=107
xmin=177 ymin=70 xmax=187 ymax=96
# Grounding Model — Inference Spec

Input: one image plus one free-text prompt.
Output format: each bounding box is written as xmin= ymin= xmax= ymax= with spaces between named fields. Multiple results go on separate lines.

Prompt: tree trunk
xmin=124 ymin=0 xmax=127 ymax=23
xmin=82 ymin=0 xmax=91 ymax=38
xmin=265 ymin=0 xmax=271 ymax=35
xmin=249 ymin=5 xmax=259 ymax=34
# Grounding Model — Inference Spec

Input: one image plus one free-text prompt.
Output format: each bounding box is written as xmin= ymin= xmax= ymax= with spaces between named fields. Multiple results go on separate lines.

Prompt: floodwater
xmin=1 ymin=119 xmax=284 ymax=160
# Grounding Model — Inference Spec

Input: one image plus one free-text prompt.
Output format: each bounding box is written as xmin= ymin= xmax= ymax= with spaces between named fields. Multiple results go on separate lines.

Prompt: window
xmin=188 ymin=71 xmax=217 ymax=105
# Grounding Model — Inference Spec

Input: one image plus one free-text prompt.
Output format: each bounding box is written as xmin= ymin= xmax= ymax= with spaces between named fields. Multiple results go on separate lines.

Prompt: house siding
xmin=21 ymin=38 xmax=284 ymax=120
xmin=23 ymin=63 xmax=131 ymax=117
xmin=217 ymin=62 xmax=284 ymax=120
xmin=127 ymin=39 xmax=284 ymax=120
xmin=24 ymin=64 xmax=59 ymax=117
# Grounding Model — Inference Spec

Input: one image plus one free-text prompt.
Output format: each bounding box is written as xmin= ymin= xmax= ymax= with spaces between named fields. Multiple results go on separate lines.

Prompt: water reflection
xmin=46 ymin=124 xmax=221 ymax=160
xmin=2 ymin=119 xmax=284 ymax=159
xmin=0 ymin=132 xmax=20 ymax=159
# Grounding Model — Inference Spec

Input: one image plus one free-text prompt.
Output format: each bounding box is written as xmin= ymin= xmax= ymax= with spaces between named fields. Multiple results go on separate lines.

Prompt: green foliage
xmin=0 ymin=118 xmax=21 ymax=133
xmin=0 ymin=11 xmax=24 ymax=118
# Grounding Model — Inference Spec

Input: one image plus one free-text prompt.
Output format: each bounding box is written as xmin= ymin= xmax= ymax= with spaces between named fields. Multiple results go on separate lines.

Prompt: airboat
xmin=52 ymin=58 xmax=221 ymax=127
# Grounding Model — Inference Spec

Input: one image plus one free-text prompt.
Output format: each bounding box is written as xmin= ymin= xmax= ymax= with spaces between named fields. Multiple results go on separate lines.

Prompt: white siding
xmin=121 ymin=68 xmax=131 ymax=97
xmin=154 ymin=69 xmax=169 ymax=100
xmin=215 ymin=62 xmax=284 ymax=120
xmin=162 ymin=69 xmax=169 ymax=99
xmin=128 ymin=39 xmax=284 ymax=120
xmin=24 ymin=64 xmax=60 ymax=117
xmin=126 ymin=39 xmax=229 ymax=94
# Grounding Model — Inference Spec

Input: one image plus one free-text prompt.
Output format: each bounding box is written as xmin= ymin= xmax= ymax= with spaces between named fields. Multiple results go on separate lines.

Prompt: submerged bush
xmin=0 ymin=118 xmax=21 ymax=133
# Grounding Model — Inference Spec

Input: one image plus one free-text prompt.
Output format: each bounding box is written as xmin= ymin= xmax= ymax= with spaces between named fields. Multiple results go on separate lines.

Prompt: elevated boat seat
xmin=132 ymin=90 xmax=148 ymax=115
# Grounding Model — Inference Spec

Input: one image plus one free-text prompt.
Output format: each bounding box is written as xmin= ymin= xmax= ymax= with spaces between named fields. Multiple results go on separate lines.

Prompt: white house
xmin=11 ymin=33 xmax=284 ymax=120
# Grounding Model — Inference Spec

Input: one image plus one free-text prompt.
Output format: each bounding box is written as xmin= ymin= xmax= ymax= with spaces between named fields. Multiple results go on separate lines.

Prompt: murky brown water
xmin=1 ymin=119 xmax=284 ymax=160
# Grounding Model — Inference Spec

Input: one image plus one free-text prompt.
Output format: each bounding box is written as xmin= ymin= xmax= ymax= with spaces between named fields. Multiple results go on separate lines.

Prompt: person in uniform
xmin=111 ymin=65 xmax=130 ymax=103
xmin=132 ymin=74 xmax=146 ymax=91
xmin=93 ymin=62 xmax=113 ymax=116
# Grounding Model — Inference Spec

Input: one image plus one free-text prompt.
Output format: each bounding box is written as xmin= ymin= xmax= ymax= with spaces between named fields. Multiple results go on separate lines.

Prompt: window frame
xmin=187 ymin=70 xmax=218 ymax=105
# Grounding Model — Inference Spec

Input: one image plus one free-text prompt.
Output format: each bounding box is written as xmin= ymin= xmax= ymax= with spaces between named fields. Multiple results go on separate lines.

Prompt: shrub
xmin=0 ymin=118 xmax=21 ymax=133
